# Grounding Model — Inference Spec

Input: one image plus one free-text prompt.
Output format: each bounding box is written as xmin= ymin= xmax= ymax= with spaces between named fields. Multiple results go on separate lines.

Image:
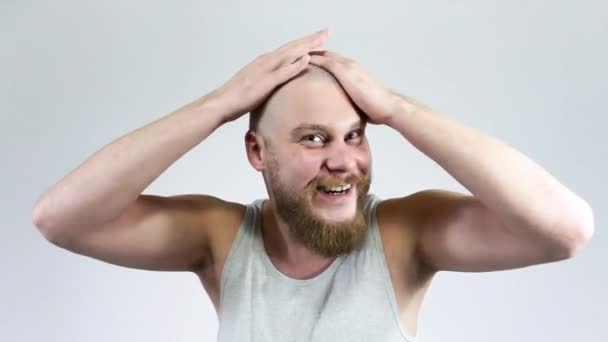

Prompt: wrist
xmin=188 ymin=90 xmax=233 ymax=126
xmin=387 ymin=94 xmax=429 ymax=129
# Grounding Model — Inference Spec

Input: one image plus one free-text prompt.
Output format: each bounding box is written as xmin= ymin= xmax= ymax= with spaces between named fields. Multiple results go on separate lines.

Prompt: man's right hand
xmin=209 ymin=28 xmax=331 ymax=124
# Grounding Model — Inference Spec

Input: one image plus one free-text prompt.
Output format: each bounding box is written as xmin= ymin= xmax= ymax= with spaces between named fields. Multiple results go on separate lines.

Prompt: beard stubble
xmin=265 ymin=156 xmax=372 ymax=258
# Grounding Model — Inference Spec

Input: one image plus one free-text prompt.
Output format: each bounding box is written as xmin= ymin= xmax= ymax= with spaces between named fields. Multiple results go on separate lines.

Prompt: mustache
xmin=313 ymin=174 xmax=369 ymax=189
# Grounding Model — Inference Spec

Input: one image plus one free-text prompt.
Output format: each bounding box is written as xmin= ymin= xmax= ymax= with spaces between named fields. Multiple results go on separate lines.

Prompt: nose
xmin=324 ymin=141 xmax=358 ymax=176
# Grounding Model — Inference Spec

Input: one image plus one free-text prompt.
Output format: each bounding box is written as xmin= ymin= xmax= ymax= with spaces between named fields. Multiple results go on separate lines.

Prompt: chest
xmin=217 ymin=253 xmax=410 ymax=341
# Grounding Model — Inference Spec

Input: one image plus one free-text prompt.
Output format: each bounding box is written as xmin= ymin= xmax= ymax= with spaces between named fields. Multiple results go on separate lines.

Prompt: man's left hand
xmin=309 ymin=50 xmax=402 ymax=126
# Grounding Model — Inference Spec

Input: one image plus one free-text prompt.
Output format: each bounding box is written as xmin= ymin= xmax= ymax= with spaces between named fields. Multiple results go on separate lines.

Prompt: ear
xmin=245 ymin=130 xmax=265 ymax=171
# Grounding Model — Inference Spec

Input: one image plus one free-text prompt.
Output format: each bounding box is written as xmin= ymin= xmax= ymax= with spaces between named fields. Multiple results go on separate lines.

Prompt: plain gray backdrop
xmin=2 ymin=1 xmax=606 ymax=341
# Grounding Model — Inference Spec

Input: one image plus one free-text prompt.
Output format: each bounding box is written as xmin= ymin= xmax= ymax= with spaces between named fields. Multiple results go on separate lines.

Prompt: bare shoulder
xmin=189 ymin=195 xmax=247 ymax=312
xmin=374 ymin=193 xmax=438 ymax=335
xmin=375 ymin=194 xmax=422 ymax=242
xmin=188 ymin=195 xmax=247 ymax=271
xmin=374 ymin=193 xmax=435 ymax=281
xmin=374 ymin=190 xmax=450 ymax=243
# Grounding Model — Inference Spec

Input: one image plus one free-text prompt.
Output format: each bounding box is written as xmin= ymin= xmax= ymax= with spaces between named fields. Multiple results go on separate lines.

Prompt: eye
xmin=347 ymin=129 xmax=363 ymax=140
xmin=302 ymin=134 xmax=325 ymax=144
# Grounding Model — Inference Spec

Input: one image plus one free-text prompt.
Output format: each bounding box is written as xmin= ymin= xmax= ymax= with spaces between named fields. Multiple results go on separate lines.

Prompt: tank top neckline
xmin=253 ymin=199 xmax=345 ymax=286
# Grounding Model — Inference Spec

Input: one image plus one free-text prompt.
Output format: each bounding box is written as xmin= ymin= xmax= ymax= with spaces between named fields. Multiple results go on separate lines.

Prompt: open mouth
xmin=316 ymin=183 xmax=353 ymax=196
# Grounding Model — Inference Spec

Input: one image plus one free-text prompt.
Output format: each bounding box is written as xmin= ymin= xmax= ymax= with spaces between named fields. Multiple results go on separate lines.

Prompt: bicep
xmin=409 ymin=189 xmax=556 ymax=273
xmin=50 ymin=194 xmax=231 ymax=272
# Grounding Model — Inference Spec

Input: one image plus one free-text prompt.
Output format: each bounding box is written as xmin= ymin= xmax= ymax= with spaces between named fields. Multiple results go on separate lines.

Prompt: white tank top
xmin=217 ymin=193 xmax=418 ymax=342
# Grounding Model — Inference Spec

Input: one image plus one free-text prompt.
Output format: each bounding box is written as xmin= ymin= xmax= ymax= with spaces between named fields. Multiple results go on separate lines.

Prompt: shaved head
xmin=248 ymin=64 xmax=361 ymax=137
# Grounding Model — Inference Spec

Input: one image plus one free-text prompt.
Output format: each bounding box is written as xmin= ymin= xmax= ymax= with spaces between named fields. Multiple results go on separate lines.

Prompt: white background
xmin=2 ymin=1 xmax=606 ymax=341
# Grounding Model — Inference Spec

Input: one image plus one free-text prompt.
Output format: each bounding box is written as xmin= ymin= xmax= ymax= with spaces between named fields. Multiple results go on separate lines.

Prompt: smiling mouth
xmin=316 ymin=183 xmax=353 ymax=196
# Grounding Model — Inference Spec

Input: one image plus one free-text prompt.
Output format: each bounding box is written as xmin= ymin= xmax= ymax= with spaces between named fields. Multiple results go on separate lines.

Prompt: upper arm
xmin=401 ymin=189 xmax=564 ymax=274
xmin=45 ymin=194 xmax=244 ymax=273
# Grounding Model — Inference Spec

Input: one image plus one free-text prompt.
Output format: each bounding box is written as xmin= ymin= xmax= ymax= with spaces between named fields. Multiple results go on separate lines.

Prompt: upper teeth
xmin=322 ymin=184 xmax=352 ymax=192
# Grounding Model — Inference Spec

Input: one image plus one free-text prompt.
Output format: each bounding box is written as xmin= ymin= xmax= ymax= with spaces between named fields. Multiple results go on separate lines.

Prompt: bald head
xmin=249 ymin=64 xmax=359 ymax=136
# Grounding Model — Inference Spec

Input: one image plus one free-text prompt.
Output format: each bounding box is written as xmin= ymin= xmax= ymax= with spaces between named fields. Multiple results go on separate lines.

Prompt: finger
xmin=277 ymin=28 xmax=329 ymax=51
xmin=277 ymin=30 xmax=329 ymax=65
xmin=309 ymin=54 xmax=341 ymax=72
xmin=272 ymin=29 xmax=330 ymax=68
xmin=273 ymin=53 xmax=311 ymax=83
xmin=310 ymin=50 xmax=352 ymax=65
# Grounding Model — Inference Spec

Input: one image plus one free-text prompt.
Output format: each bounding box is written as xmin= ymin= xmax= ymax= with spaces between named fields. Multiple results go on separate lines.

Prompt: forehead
xmin=264 ymin=69 xmax=364 ymax=133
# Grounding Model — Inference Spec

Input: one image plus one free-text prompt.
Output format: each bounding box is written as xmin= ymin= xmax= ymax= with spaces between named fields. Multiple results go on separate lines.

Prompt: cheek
xmin=356 ymin=147 xmax=372 ymax=172
xmin=286 ymin=152 xmax=322 ymax=185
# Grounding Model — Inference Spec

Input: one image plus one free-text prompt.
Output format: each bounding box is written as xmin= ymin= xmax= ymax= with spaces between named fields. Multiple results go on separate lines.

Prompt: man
xmin=32 ymin=29 xmax=594 ymax=341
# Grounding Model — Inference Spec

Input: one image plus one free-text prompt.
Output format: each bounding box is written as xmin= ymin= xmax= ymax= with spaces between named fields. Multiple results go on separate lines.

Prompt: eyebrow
xmin=290 ymin=120 xmax=364 ymax=137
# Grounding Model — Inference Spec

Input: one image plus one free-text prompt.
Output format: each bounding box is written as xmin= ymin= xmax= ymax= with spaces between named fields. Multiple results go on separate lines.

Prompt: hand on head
xmin=208 ymin=28 xmax=404 ymax=128
xmin=210 ymin=29 xmax=331 ymax=124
